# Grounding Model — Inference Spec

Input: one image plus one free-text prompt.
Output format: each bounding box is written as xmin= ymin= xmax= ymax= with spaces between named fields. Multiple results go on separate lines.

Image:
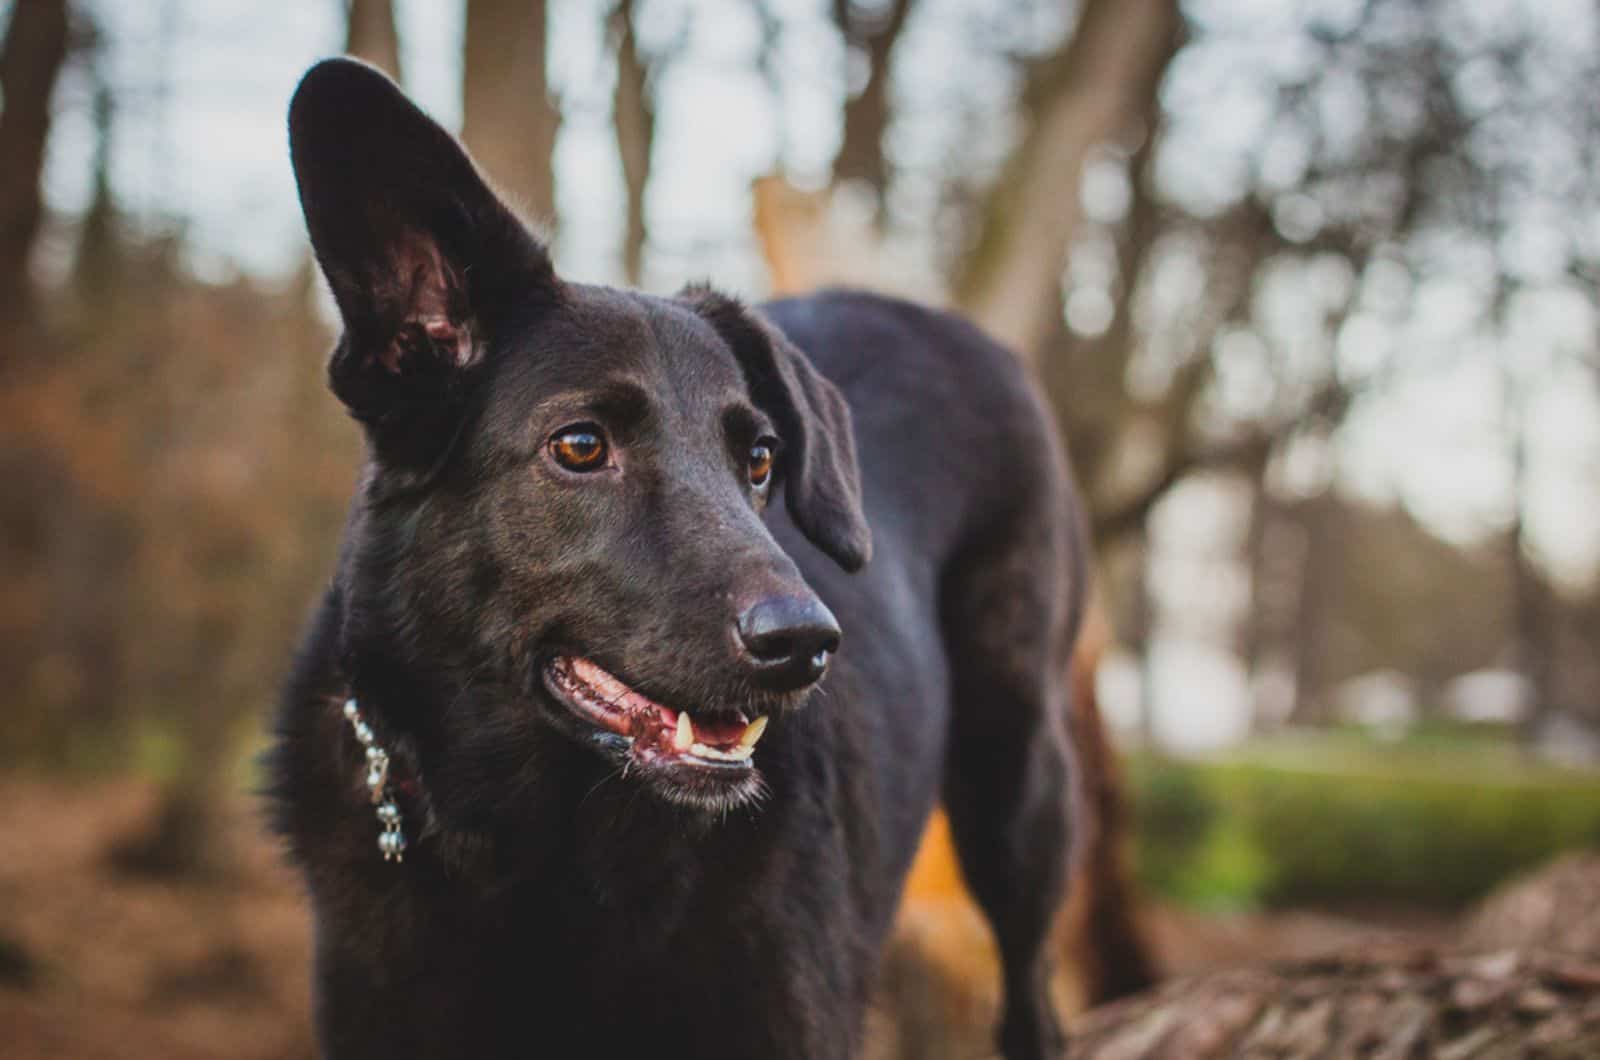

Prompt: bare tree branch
xmin=828 ymin=0 xmax=915 ymax=224
xmin=953 ymin=0 xmax=1182 ymax=361
xmin=1091 ymin=380 xmax=1352 ymax=546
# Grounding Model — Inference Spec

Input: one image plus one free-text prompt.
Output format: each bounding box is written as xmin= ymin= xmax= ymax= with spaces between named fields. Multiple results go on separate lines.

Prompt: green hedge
xmin=1129 ymin=748 xmax=1600 ymax=911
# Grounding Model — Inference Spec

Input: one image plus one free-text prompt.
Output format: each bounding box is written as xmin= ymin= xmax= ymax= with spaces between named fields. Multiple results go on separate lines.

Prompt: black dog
xmin=270 ymin=58 xmax=1087 ymax=1060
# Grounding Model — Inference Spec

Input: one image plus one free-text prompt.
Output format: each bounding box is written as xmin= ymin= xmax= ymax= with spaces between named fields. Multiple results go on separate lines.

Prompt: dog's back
xmin=767 ymin=290 xmax=1086 ymax=1059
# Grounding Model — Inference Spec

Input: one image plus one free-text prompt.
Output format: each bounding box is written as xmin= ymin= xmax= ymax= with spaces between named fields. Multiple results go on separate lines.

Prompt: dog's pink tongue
xmin=567 ymin=656 xmax=756 ymax=750
xmin=690 ymin=715 xmax=749 ymax=746
xmin=570 ymin=657 xmax=658 ymax=714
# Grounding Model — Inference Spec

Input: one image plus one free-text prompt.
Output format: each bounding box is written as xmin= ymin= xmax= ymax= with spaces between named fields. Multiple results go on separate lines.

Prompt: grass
xmin=1128 ymin=725 xmax=1600 ymax=912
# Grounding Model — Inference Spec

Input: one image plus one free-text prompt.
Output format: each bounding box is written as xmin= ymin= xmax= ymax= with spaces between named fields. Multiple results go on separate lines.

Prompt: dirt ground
xmin=0 ymin=778 xmax=314 ymax=1059
xmin=0 ymin=777 xmax=1446 ymax=1059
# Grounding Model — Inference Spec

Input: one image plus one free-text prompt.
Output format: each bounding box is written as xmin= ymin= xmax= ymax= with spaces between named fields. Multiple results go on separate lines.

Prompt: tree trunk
xmin=1286 ymin=489 xmax=1341 ymax=726
xmin=953 ymin=0 xmax=1181 ymax=361
xmin=1506 ymin=382 xmax=1555 ymax=744
xmin=72 ymin=74 xmax=119 ymax=294
xmin=829 ymin=0 xmax=914 ymax=225
xmin=1066 ymin=947 xmax=1600 ymax=1057
xmin=462 ymin=0 xmax=558 ymax=229
xmin=611 ymin=0 xmax=653 ymax=285
xmin=344 ymin=0 xmax=403 ymax=82
xmin=0 ymin=0 xmax=71 ymax=319
xmin=1128 ymin=537 xmax=1160 ymax=749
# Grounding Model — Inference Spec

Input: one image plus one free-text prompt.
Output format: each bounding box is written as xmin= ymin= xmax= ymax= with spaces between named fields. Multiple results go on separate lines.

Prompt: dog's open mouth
xmin=544 ymin=655 xmax=769 ymax=773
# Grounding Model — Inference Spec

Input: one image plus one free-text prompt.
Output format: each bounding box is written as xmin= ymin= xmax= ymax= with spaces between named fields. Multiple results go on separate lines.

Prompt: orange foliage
xmin=1 ymin=253 xmax=360 ymax=763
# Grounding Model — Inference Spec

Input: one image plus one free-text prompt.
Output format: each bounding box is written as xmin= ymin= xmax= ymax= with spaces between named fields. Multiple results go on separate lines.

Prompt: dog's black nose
xmin=736 ymin=595 xmax=841 ymax=689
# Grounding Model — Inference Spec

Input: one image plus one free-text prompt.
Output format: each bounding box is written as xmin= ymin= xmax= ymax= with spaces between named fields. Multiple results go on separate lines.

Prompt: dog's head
xmin=289 ymin=59 xmax=869 ymax=817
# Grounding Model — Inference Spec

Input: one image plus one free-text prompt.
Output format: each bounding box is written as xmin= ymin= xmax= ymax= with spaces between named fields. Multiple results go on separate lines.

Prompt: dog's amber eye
xmin=550 ymin=426 xmax=609 ymax=472
xmin=749 ymin=441 xmax=775 ymax=488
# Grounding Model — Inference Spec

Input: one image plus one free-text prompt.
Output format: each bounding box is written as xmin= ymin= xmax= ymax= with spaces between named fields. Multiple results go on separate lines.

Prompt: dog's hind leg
xmin=937 ymin=491 xmax=1084 ymax=1060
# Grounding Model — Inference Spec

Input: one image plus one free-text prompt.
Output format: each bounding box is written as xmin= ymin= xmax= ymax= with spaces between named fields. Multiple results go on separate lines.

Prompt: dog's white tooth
xmin=738 ymin=715 xmax=769 ymax=750
xmin=690 ymin=742 xmax=751 ymax=762
xmin=674 ymin=711 xmax=694 ymax=751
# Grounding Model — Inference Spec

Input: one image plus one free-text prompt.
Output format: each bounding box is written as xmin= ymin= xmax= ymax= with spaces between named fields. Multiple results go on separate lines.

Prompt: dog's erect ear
xmin=288 ymin=58 xmax=559 ymax=466
xmin=682 ymin=288 xmax=872 ymax=572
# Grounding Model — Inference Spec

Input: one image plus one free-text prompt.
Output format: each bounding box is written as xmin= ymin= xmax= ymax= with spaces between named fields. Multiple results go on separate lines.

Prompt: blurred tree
xmin=0 ymin=0 xmax=365 ymax=871
xmin=72 ymin=59 xmax=118 ymax=295
xmin=344 ymin=0 xmax=402 ymax=82
xmin=0 ymin=0 xmax=70 ymax=320
xmin=610 ymin=0 xmax=654 ymax=285
xmin=750 ymin=0 xmax=1599 ymax=744
xmin=463 ymin=0 xmax=559 ymax=229
xmin=828 ymin=0 xmax=915 ymax=226
xmin=1022 ymin=0 xmax=1599 ymax=731
xmin=1502 ymin=349 xmax=1557 ymax=742
xmin=952 ymin=0 xmax=1182 ymax=362
xmin=102 ymin=256 xmax=354 ymax=877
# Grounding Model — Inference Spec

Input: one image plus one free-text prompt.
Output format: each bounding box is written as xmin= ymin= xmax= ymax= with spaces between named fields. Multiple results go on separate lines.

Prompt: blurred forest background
xmin=3 ymin=0 xmax=1600 ymax=1056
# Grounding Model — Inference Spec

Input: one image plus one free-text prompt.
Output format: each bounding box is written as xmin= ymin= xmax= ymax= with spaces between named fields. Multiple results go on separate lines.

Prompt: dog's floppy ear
xmin=288 ymin=58 xmax=560 ymax=467
xmin=682 ymin=288 xmax=872 ymax=572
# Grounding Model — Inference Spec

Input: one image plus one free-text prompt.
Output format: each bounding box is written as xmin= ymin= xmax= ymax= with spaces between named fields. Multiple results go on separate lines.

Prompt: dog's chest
xmin=448 ymin=880 xmax=835 ymax=1056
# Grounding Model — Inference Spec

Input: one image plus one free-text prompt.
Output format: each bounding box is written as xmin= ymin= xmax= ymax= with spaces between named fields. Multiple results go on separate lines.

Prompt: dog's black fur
xmin=270 ymin=58 xmax=1087 ymax=1060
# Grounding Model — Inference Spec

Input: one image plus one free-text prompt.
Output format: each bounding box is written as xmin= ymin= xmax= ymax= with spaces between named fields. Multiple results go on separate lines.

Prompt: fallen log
xmin=1064 ymin=946 xmax=1600 ymax=1058
xmin=1464 ymin=852 xmax=1600 ymax=958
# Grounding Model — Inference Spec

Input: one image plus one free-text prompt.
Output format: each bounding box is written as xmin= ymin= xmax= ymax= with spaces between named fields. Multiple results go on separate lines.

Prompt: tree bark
xmin=1066 ymin=947 xmax=1600 ymax=1058
xmin=344 ymin=0 xmax=403 ymax=83
xmin=611 ymin=0 xmax=653 ymax=285
xmin=953 ymin=0 xmax=1181 ymax=361
xmin=462 ymin=0 xmax=559 ymax=230
xmin=829 ymin=0 xmax=914 ymax=225
xmin=0 ymin=0 xmax=71 ymax=319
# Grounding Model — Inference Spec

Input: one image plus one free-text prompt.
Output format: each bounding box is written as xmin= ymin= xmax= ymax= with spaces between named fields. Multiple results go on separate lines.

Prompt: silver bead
xmin=340 ymin=696 xmax=408 ymax=865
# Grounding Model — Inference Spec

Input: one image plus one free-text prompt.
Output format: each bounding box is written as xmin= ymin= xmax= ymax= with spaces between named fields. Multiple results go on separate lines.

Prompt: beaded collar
xmin=340 ymin=697 xmax=408 ymax=863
